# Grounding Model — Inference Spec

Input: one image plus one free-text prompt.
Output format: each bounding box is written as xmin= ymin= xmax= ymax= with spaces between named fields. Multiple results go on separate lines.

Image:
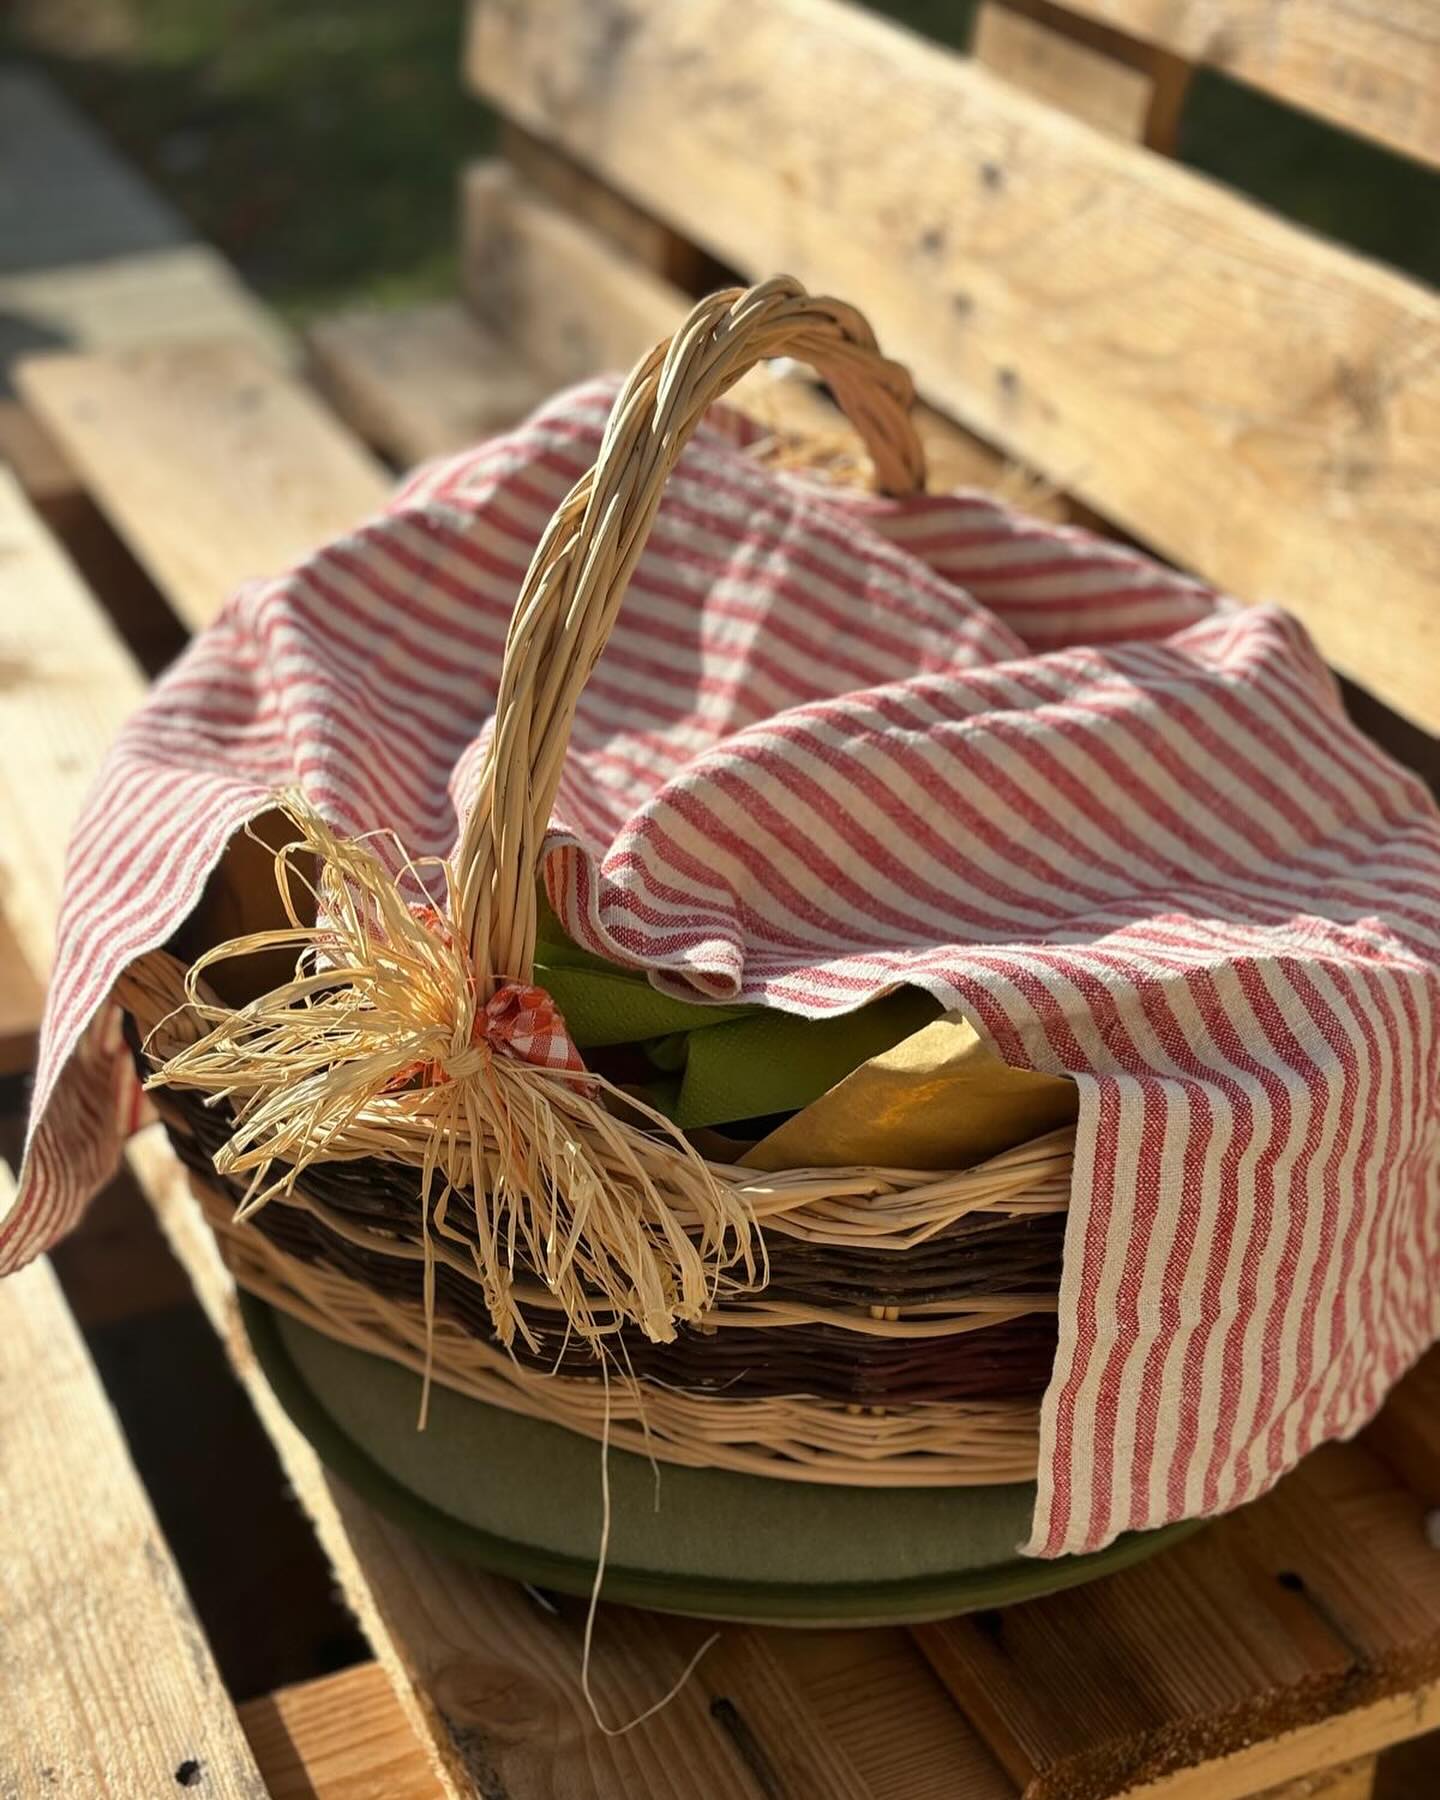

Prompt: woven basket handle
xmin=456 ymin=274 xmax=926 ymax=985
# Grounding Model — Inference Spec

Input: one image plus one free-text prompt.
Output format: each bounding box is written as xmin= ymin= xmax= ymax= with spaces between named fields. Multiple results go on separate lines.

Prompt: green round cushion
xmin=245 ymin=1298 xmax=1195 ymax=1624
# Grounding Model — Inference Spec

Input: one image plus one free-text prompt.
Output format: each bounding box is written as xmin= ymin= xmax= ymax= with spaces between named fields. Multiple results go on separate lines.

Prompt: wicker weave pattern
xmin=119 ymin=279 xmax=1075 ymax=1485
xmin=198 ymin=1179 xmax=1041 ymax=1486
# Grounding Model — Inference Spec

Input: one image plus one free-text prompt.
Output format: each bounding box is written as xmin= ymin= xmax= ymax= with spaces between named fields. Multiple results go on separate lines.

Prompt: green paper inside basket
xmin=532 ymin=905 xmax=940 ymax=1130
xmin=244 ymin=1295 xmax=1198 ymax=1624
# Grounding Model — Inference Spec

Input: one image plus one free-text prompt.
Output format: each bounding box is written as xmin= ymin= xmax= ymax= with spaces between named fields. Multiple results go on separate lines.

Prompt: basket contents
xmin=8 ymin=277 xmax=1440 ymax=1561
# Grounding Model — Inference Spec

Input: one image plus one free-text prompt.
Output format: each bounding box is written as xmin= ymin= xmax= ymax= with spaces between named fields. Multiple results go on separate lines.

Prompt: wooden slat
xmin=1012 ymin=0 xmax=1440 ymax=170
xmin=0 ymin=1210 xmax=265 ymax=1798
xmin=307 ymin=300 xmax=549 ymax=465
xmin=1257 ymin=1761 xmax=1376 ymax=1800
xmin=1362 ymin=1345 xmax=1440 ymax=1505
xmin=468 ymin=0 xmax=1440 ymax=733
xmin=916 ymin=1435 xmax=1440 ymax=1799
xmin=464 ymin=158 xmax=1079 ymax=513
xmin=15 ymin=341 xmax=389 ymax=631
xmin=0 ymin=69 xmax=289 ymax=372
xmin=462 ymin=159 xmax=693 ymax=382
xmin=0 ymin=465 xmax=147 ymax=970
xmin=778 ymin=1628 xmax=1016 ymax=1799
xmin=1118 ymin=1686 xmax=1440 ymax=1800
xmin=499 ymin=120 xmax=718 ymax=290
xmin=239 ymin=1662 xmax=444 ymax=1800
xmin=974 ymin=4 xmax=1152 ymax=140
xmin=128 ymin=1129 xmax=934 ymax=1799
xmin=0 ymin=905 xmax=43 ymax=1075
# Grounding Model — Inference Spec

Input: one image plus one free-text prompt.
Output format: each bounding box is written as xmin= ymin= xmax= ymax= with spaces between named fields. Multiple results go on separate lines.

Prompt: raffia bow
xmin=137 ymin=279 xmax=924 ymax=1358
xmin=140 ymin=797 xmax=760 ymax=1353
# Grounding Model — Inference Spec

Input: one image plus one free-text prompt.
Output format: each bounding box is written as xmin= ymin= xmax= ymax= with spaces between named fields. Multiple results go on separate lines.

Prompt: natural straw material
xmin=133 ymin=277 xmax=926 ymax=1363
xmin=124 ymin=276 xmax=1069 ymax=1483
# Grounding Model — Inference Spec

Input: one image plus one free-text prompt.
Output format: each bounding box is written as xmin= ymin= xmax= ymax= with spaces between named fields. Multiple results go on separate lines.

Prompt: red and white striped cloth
xmin=7 ymin=377 xmax=1440 ymax=1557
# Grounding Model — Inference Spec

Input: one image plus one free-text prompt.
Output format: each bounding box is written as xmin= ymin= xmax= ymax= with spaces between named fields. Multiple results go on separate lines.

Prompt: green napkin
xmin=533 ymin=901 xmax=938 ymax=1129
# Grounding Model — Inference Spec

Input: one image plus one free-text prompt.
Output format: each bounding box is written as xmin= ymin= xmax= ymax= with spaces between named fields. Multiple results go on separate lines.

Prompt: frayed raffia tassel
xmin=142 ymin=280 xmax=926 ymax=1368
xmin=142 ymin=793 xmax=761 ymax=1353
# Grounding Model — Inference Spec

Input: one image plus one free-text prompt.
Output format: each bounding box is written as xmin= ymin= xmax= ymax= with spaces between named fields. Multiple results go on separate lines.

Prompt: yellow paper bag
xmin=741 ymin=1013 xmax=1077 ymax=1171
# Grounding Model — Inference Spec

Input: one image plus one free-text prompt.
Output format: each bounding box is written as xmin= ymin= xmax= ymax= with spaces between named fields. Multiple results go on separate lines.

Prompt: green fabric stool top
xmin=244 ymin=1296 xmax=1196 ymax=1625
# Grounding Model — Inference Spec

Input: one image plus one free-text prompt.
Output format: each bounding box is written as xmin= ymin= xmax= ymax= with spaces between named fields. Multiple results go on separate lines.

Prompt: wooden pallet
xmin=3 ymin=2 xmax=1440 ymax=1794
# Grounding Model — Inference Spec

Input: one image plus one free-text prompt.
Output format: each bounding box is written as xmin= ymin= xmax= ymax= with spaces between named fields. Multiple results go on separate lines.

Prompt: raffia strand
xmin=139 ymin=793 xmax=761 ymax=1352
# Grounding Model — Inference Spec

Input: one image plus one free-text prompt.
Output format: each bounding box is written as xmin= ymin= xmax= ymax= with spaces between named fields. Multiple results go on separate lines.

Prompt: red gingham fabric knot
xmin=480 ymin=981 xmax=589 ymax=1081
xmin=385 ymin=905 xmax=591 ymax=1091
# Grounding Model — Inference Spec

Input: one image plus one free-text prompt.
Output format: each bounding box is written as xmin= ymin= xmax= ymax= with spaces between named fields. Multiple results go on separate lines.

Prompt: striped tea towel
xmin=7 ymin=376 xmax=1440 ymax=1557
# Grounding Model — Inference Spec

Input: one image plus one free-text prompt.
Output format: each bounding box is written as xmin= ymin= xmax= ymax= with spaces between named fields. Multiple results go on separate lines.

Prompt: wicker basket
xmin=118 ymin=278 xmax=1079 ymax=1489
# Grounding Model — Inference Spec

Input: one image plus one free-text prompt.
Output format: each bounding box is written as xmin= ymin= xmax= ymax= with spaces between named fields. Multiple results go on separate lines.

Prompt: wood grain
xmin=0 ymin=1229 xmax=266 ymax=1799
xmin=974 ymin=3 xmax=1152 ymax=139
xmin=239 ymin=1662 xmax=444 ymax=1800
xmin=1255 ymin=1755 xmax=1375 ymax=1799
xmin=1362 ymin=1346 xmax=1440 ymax=1506
xmin=1013 ymin=0 xmax=1440 ymax=169
xmin=464 ymin=158 xmax=1079 ymax=513
xmin=129 ymin=1129 xmax=930 ymax=1800
xmin=16 ymin=340 xmax=389 ymax=631
xmin=308 ymin=300 xmax=549 ymax=465
xmin=917 ymin=1435 xmax=1440 ymax=1799
xmin=0 ymin=903 xmax=43 ymax=1074
xmin=499 ymin=120 xmax=717 ymax=290
xmin=468 ymin=0 xmax=1440 ymax=732
xmin=0 ymin=465 xmax=147 ymax=970
xmin=1118 ymin=1685 xmax=1440 ymax=1800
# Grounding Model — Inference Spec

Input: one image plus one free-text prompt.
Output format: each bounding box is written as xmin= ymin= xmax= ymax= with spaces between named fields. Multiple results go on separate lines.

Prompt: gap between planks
xmin=996 ymin=0 xmax=1439 ymax=169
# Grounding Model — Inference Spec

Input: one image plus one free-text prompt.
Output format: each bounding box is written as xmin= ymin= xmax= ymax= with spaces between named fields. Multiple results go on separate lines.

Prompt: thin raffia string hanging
xmin=138 ymin=275 xmax=928 ymax=1358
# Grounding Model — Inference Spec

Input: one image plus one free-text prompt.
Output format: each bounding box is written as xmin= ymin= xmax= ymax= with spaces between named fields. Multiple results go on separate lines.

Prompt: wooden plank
xmin=974 ymin=4 xmax=1152 ymax=140
xmin=499 ymin=120 xmax=716 ymax=289
xmin=127 ymin=1129 xmax=921 ymax=1800
xmin=0 ymin=1211 xmax=266 ymax=1797
xmin=463 ymin=159 xmax=691 ymax=383
xmin=467 ymin=0 xmax=1440 ymax=734
xmin=0 ymin=904 xmax=43 ymax=1075
xmin=0 ymin=397 xmax=78 ymax=507
xmin=1362 ymin=1345 xmax=1440 ymax=1505
xmin=16 ymin=341 xmax=390 ymax=631
xmin=1113 ymin=1685 xmax=1440 ymax=1800
xmin=1009 ymin=0 xmax=1440 ymax=170
xmin=307 ymin=300 xmax=550 ymax=465
xmin=239 ymin=1663 xmax=444 ymax=1800
xmin=0 ymin=69 xmax=289 ymax=372
xmin=1255 ymin=1755 xmax=1376 ymax=1799
xmin=0 ymin=464 xmax=147 ymax=971
xmin=916 ymin=1435 xmax=1440 ymax=1800
xmin=463 ymin=159 xmax=1077 ymax=512
xmin=778 ymin=1628 xmax=1017 ymax=1799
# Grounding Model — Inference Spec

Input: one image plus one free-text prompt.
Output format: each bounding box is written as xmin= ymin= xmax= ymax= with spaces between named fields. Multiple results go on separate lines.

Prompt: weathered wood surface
xmin=468 ymin=0 xmax=1440 ymax=733
xmin=0 ymin=905 xmax=43 ymax=1075
xmin=974 ymin=3 xmax=1152 ymax=140
xmin=239 ymin=1662 xmax=444 ymax=1800
xmin=0 ymin=465 xmax=146 ymax=970
xmin=132 ymin=1131 xmax=965 ymax=1800
xmin=462 ymin=159 xmax=1078 ymax=511
xmin=16 ymin=340 xmax=390 ymax=630
xmin=917 ymin=1424 xmax=1440 ymax=1799
xmin=0 ymin=1209 xmax=266 ymax=1799
xmin=0 ymin=69 xmax=288 ymax=376
xmin=1018 ymin=0 xmax=1440 ymax=169
xmin=308 ymin=300 xmax=548 ymax=465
